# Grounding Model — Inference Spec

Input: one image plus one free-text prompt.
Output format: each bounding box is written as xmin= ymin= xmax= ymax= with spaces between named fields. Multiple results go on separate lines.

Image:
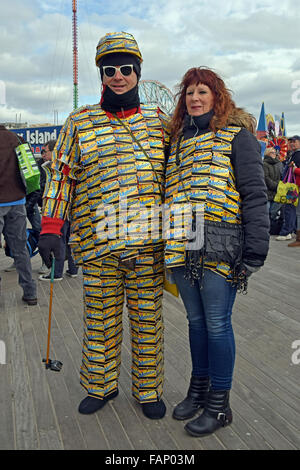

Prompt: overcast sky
xmin=0 ymin=0 xmax=300 ymax=135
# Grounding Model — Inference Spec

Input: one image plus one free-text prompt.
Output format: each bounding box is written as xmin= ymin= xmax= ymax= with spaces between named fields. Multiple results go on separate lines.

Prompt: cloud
xmin=0 ymin=0 xmax=299 ymax=135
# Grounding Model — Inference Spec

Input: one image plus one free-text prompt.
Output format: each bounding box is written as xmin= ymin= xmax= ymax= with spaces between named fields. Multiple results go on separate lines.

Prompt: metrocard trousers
xmin=80 ymin=248 xmax=164 ymax=403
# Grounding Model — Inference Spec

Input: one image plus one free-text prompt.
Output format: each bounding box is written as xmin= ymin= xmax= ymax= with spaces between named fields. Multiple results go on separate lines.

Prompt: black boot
xmin=172 ymin=376 xmax=210 ymax=420
xmin=184 ymin=389 xmax=232 ymax=436
xmin=141 ymin=399 xmax=166 ymax=419
xmin=78 ymin=389 xmax=119 ymax=414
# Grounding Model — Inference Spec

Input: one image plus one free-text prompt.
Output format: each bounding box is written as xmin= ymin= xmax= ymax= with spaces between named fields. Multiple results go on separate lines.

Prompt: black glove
xmin=234 ymin=261 xmax=261 ymax=294
xmin=239 ymin=263 xmax=261 ymax=278
xmin=38 ymin=234 xmax=63 ymax=269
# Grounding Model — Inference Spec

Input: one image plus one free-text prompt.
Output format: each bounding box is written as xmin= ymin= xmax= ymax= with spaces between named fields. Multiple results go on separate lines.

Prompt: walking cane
xmin=42 ymin=257 xmax=63 ymax=372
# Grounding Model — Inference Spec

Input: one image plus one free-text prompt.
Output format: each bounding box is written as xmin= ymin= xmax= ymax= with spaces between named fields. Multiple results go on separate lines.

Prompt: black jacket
xmin=0 ymin=125 xmax=26 ymax=203
xmin=291 ymin=149 xmax=300 ymax=168
xmin=182 ymin=112 xmax=269 ymax=268
xmin=231 ymin=129 xmax=269 ymax=267
xmin=263 ymin=155 xmax=282 ymax=200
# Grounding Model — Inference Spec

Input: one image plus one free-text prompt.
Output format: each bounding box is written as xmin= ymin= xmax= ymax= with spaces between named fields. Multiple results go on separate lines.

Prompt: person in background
xmin=164 ymin=67 xmax=269 ymax=437
xmin=38 ymin=140 xmax=78 ymax=281
xmin=263 ymin=147 xmax=282 ymax=224
xmin=287 ymin=135 xmax=300 ymax=247
xmin=276 ymin=137 xmax=298 ymax=241
xmin=5 ymin=139 xmax=42 ymax=273
xmin=0 ymin=124 xmax=37 ymax=305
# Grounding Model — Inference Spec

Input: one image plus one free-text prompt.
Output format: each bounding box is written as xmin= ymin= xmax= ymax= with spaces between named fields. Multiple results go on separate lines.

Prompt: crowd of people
xmin=263 ymin=135 xmax=300 ymax=245
xmin=0 ymin=131 xmax=78 ymax=302
xmin=0 ymin=30 xmax=298 ymax=439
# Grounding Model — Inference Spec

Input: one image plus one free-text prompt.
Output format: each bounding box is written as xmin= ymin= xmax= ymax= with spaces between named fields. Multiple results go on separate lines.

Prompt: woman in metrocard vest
xmin=38 ymin=32 xmax=168 ymax=420
xmin=165 ymin=67 xmax=269 ymax=437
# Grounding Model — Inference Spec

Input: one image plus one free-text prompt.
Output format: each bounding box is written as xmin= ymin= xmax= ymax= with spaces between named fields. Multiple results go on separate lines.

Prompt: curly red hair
xmin=170 ymin=67 xmax=237 ymax=139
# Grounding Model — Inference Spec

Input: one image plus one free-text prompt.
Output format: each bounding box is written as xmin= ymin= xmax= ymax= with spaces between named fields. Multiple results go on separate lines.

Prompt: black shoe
xmin=22 ymin=295 xmax=37 ymax=306
xmin=141 ymin=399 xmax=166 ymax=419
xmin=66 ymin=270 xmax=78 ymax=278
xmin=184 ymin=389 xmax=232 ymax=437
xmin=173 ymin=376 xmax=209 ymax=420
xmin=78 ymin=389 xmax=118 ymax=414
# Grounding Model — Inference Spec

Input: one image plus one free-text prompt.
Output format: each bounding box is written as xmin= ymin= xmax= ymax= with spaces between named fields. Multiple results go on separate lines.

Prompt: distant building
xmin=3 ymin=122 xmax=28 ymax=129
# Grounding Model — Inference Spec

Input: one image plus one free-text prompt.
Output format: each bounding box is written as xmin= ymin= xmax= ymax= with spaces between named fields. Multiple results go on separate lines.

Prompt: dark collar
xmin=100 ymin=84 xmax=140 ymax=114
xmin=183 ymin=109 xmax=214 ymax=139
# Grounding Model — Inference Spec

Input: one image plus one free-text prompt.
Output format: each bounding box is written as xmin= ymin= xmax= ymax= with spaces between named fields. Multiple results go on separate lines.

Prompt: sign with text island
xmin=11 ymin=125 xmax=62 ymax=154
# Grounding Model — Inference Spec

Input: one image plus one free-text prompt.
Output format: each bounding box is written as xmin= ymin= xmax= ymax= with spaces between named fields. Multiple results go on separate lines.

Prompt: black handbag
xmin=185 ymin=218 xmax=244 ymax=287
xmin=203 ymin=220 xmax=243 ymax=266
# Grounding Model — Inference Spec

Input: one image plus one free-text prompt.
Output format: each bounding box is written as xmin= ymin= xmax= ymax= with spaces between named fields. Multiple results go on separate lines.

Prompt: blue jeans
xmin=279 ymin=204 xmax=296 ymax=235
xmin=172 ymin=267 xmax=237 ymax=391
xmin=27 ymin=203 xmax=41 ymax=234
xmin=296 ymin=198 xmax=300 ymax=230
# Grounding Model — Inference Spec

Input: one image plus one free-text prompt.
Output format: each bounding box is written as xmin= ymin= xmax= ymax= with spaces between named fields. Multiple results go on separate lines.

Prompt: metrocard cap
xmin=95 ymin=32 xmax=143 ymax=66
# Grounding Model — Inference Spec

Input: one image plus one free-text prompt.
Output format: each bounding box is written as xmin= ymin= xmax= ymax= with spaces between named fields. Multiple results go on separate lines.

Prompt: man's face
xmin=41 ymin=145 xmax=52 ymax=161
xmin=290 ymin=139 xmax=300 ymax=151
xmin=102 ymin=64 xmax=137 ymax=94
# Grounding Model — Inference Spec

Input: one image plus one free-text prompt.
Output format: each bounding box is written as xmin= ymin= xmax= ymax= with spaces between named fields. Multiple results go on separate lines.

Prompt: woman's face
xmin=185 ymin=82 xmax=214 ymax=116
xmin=268 ymin=149 xmax=277 ymax=159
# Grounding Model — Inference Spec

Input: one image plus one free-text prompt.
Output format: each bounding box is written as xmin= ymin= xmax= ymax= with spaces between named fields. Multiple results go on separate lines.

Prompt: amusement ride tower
xmin=72 ymin=0 xmax=78 ymax=110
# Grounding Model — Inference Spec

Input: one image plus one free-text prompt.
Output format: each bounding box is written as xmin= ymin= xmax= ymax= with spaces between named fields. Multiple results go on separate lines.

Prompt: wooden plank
xmin=236 ymin=365 xmax=300 ymax=447
xmin=0 ymin=293 xmax=15 ymax=450
xmin=28 ymin=286 xmax=87 ymax=450
xmin=6 ymin=295 xmax=39 ymax=450
xmin=20 ymin=303 xmax=63 ymax=450
xmin=235 ymin=355 xmax=300 ymax=425
xmin=232 ymin=382 xmax=296 ymax=450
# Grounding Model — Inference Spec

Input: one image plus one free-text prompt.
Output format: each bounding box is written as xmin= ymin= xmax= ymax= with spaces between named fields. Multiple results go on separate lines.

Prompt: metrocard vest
xmin=164 ymin=126 xmax=243 ymax=274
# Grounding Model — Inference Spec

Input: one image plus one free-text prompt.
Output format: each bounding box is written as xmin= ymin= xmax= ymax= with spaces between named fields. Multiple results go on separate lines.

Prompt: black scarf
xmin=101 ymin=84 xmax=140 ymax=114
xmin=183 ymin=109 xmax=214 ymax=140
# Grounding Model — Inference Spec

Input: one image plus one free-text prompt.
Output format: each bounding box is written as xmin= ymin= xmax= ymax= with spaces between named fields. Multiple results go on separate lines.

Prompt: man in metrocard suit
xmin=38 ymin=32 xmax=169 ymax=419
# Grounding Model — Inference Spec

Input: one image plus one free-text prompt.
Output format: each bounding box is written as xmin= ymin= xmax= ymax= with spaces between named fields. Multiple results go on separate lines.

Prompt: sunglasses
xmin=102 ymin=64 xmax=134 ymax=78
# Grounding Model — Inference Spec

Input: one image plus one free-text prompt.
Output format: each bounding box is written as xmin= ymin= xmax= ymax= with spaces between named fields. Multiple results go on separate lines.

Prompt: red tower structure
xmin=72 ymin=0 xmax=78 ymax=110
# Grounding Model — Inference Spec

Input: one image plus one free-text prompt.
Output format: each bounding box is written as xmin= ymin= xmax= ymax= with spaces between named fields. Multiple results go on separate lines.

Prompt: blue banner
xmin=11 ymin=125 xmax=62 ymax=154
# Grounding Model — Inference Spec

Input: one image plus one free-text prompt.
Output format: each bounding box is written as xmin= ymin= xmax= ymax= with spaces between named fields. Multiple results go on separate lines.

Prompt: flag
xmin=280 ymin=112 xmax=286 ymax=137
xmin=256 ymin=102 xmax=267 ymax=140
xmin=266 ymin=113 xmax=275 ymax=137
xmin=275 ymin=114 xmax=281 ymax=136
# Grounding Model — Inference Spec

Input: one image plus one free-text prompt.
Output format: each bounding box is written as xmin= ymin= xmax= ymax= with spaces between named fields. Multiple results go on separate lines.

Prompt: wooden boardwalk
xmin=0 ymin=236 xmax=299 ymax=451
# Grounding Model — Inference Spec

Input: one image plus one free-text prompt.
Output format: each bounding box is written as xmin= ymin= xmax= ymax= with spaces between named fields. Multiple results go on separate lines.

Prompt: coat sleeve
xmin=41 ymin=115 xmax=82 ymax=235
xmin=294 ymin=167 xmax=300 ymax=176
xmin=231 ymin=128 xmax=270 ymax=267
